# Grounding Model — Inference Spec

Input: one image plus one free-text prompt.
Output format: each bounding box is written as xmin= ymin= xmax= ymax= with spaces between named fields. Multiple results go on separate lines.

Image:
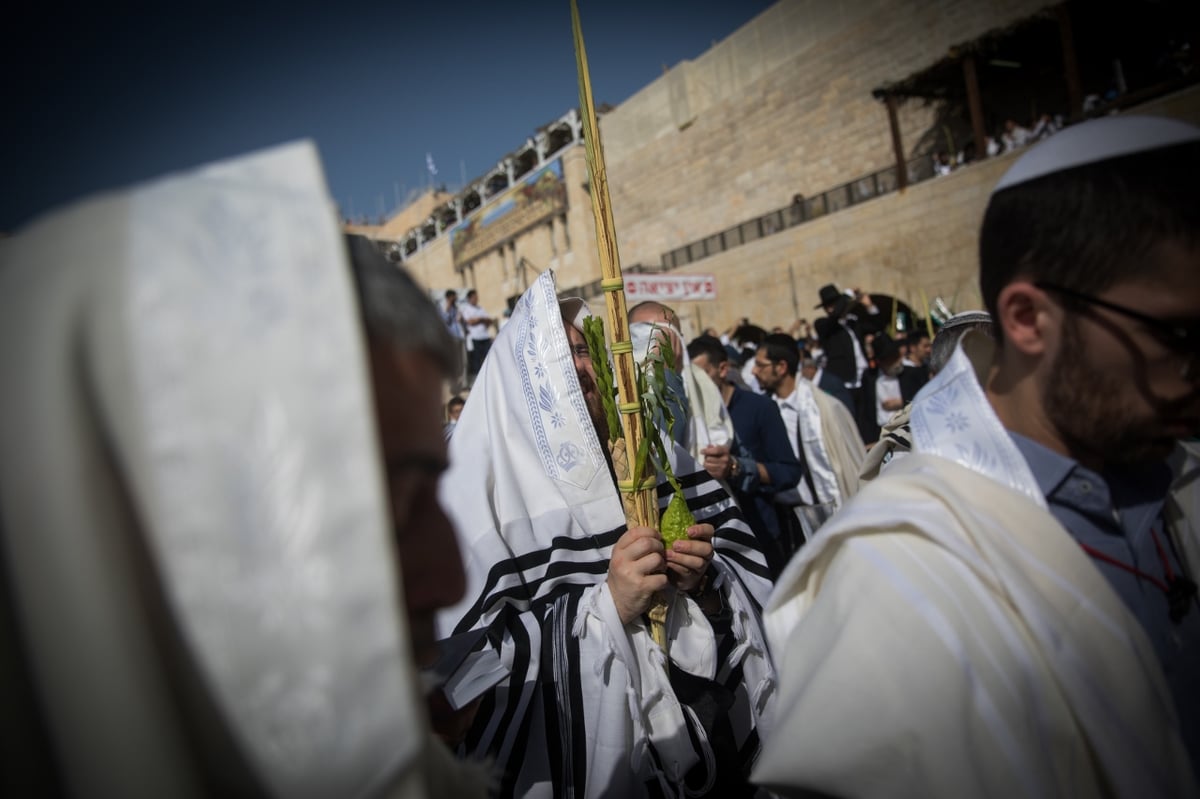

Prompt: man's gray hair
xmin=930 ymin=311 xmax=993 ymax=375
xmin=345 ymin=234 xmax=461 ymax=376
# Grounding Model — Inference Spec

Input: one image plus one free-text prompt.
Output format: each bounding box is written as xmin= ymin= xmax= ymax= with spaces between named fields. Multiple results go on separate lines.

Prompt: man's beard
xmin=1043 ymin=319 xmax=1175 ymax=466
xmin=578 ymin=370 xmax=611 ymax=444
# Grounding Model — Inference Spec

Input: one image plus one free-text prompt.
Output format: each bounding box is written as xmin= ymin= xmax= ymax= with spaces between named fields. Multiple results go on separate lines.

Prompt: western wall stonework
xmin=660 ymin=149 xmax=1017 ymax=337
xmin=398 ymin=0 xmax=1197 ymax=335
xmin=599 ymin=0 xmax=1050 ymax=333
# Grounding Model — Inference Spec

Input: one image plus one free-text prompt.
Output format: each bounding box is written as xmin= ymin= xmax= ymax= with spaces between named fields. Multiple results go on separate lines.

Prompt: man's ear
xmin=995 ymin=280 xmax=1054 ymax=357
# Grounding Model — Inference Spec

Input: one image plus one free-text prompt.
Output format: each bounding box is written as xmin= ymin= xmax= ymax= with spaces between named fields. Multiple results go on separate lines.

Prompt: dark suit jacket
xmin=817 ymin=371 xmax=855 ymax=416
xmin=899 ymin=363 xmax=930 ymax=403
xmin=813 ymin=310 xmax=885 ymax=385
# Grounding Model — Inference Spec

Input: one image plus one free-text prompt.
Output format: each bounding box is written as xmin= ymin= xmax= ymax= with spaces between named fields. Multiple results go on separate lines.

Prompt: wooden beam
xmin=963 ymin=55 xmax=988 ymax=161
xmin=884 ymin=94 xmax=908 ymax=190
xmin=1056 ymin=5 xmax=1083 ymax=118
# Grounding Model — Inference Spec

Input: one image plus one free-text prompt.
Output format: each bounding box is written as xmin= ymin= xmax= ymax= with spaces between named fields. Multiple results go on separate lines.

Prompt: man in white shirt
xmin=871 ymin=332 xmax=904 ymax=429
xmin=459 ymin=289 xmax=494 ymax=382
xmin=753 ymin=334 xmax=865 ymax=550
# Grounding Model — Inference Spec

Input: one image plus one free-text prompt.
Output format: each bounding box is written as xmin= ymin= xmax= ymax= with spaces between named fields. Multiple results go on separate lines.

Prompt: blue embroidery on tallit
xmin=557 ymin=442 xmax=582 ymax=471
xmin=516 ymin=284 xmax=557 ymax=479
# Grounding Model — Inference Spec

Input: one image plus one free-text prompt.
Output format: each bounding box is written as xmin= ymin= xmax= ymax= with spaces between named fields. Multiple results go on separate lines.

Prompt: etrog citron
xmin=660 ymin=492 xmax=695 ymax=546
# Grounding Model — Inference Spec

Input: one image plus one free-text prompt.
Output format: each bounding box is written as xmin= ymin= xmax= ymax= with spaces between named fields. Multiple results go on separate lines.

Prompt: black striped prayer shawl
xmin=435 ymin=271 xmax=776 ymax=798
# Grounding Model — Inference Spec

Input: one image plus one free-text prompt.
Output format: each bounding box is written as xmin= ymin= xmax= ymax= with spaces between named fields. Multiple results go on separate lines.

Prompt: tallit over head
xmin=438 ymin=270 xmax=626 ymax=637
xmin=0 ymin=143 xmax=436 ymax=798
xmin=436 ymin=269 xmax=776 ymax=797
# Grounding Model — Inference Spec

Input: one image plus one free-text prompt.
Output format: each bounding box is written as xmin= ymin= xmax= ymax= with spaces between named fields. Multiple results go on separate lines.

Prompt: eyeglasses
xmin=570 ymin=343 xmax=591 ymax=359
xmin=1036 ymin=281 xmax=1198 ymax=380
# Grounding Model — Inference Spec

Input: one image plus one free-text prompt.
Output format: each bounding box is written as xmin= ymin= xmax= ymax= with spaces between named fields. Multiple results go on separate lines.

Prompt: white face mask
xmin=630 ymin=321 xmax=685 ymax=371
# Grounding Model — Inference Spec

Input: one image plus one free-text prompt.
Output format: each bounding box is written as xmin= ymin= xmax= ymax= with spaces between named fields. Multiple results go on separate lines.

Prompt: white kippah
xmin=992 ymin=115 xmax=1200 ymax=193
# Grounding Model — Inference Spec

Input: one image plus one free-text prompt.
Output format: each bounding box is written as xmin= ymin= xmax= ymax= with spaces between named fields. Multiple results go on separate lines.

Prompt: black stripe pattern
xmin=453 ymin=463 xmax=773 ymax=797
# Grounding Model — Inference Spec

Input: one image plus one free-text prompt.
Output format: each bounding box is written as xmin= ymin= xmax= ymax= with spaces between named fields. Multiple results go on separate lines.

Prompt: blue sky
xmin=3 ymin=0 xmax=773 ymax=231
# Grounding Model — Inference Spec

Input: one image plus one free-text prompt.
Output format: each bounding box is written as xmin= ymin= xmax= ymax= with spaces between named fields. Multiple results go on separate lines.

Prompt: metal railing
xmin=661 ymin=154 xmax=938 ymax=271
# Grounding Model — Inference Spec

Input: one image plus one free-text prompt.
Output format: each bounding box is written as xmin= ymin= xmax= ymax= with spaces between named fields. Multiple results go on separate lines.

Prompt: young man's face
xmin=752 ymin=352 xmax=785 ymax=393
xmin=369 ymin=343 xmax=466 ymax=668
xmin=691 ymin=352 xmax=726 ymax=387
xmin=911 ymin=337 xmax=932 ymax=364
xmin=1041 ymin=241 xmax=1200 ymax=465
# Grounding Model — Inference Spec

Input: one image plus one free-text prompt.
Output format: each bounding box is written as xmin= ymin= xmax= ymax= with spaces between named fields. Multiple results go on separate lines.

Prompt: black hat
xmin=872 ymin=333 xmax=900 ymax=362
xmin=815 ymin=284 xmax=842 ymax=309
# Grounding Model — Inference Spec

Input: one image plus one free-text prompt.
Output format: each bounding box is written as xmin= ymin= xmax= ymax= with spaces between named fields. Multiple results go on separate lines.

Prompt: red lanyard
xmin=1078 ymin=528 xmax=1173 ymax=593
xmin=1078 ymin=528 xmax=1196 ymax=622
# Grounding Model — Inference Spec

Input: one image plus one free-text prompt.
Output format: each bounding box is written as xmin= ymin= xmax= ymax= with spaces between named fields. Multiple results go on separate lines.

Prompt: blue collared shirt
xmin=1011 ymin=433 xmax=1200 ymax=767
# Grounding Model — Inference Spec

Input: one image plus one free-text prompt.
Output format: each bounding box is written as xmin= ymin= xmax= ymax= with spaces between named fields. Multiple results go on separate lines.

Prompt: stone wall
xmin=601 ymin=0 xmax=1052 ymax=271
xmin=654 ymin=82 xmax=1200 ymax=340
xmin=662 ymin=150 xmax=1017 ymax=340
xmin=397 ymin=0 xmax=1198 ymax=332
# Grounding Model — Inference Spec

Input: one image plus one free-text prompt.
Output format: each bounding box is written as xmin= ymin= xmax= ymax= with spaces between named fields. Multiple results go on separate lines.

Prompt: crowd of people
xmin=2 ymin=115 xmax=1198 ymax=798
xmin=932 ymin=111 xmax=1067 ymax=178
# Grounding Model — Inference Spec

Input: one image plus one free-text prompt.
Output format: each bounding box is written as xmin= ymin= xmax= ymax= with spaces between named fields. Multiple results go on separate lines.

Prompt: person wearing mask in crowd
xmin=436 ymin=271 xmax=776 ymax=797
xmin=629 ymin=301 xmax=733 ymax=460
xmin=756 ymin=116 xmax=1200 ymax=797
xmin=688 ymin=335 xmax=803 ymax=576
xmin=0 ymin=144 xmax=486 ymax=798
xmin=813 ymin=284 xmax=886 ymax=443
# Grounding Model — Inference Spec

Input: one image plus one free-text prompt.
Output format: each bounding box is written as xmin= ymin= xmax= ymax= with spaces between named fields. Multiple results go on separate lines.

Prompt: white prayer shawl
xmin=775 ymin=378 xmax=863 ymax=509
xmin=683 ymin=361 xmax=735 ymax=456
xmin=437 ymin=270 xmax=776 ymax=797
xmin=754 ymin=333 xmax=1196 ymax=798
xmin=811 ymin=378 xmax=865 ymax=502
xmin=0 ymin=143 xmax=460 ymax=798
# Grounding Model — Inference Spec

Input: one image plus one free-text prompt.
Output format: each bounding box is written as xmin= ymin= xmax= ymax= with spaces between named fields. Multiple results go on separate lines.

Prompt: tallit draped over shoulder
xmin=754 ymin=336 xmax=1196 ymax=799
xmin=0 ymin=143 xmax=447 ymax=798
xmin=438 ymin=270 xmax=775 ymax=798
